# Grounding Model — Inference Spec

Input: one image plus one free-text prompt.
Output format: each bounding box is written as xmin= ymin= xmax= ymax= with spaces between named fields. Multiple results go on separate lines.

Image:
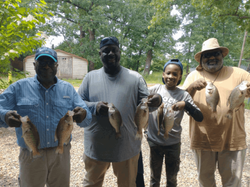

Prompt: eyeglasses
xmin=37 ymin=60 xmax=57 ymax=67
xmin=203 ymin=51 xmax=221 ymax=58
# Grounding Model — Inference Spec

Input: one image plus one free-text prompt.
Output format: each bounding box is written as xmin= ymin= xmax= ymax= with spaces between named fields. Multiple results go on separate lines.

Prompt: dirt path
xmin=0 ymin=111 xmax=250 ymax=186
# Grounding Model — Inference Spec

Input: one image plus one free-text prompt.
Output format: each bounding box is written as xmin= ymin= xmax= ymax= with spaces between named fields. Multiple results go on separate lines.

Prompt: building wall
xmin=24 ymin=58 xmax=36 ymax=77
xmin=72 ymin=57 xmax=88 ymax=79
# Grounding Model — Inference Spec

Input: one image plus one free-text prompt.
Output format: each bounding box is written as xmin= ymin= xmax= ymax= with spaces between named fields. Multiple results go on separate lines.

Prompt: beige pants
xmin=18 ymin=144 xmax=71 ymax=187
xmin=193 ymin=149 xmax=246 ymax=187
xmin=83 ymin=153 xmax=140 ymax=187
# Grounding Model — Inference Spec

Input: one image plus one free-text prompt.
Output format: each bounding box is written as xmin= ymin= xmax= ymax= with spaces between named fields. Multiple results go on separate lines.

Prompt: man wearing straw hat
xmin=182 ymin=38 xmax=250 ymax=187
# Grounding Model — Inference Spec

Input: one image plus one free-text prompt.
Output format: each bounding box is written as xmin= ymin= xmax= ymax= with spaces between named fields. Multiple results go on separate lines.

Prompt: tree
xmin=0 ymin=0 xmax=50 ymax=73
xmin=44 ymin=0 xmax=180 ymax=73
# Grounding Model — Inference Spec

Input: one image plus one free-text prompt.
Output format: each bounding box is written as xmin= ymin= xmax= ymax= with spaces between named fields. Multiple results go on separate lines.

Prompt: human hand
xmin=73 ymin=107 xmax=87 ymax=123
xmin=190 ymin=78 xmax=207 ymax=91
xmin=5 ymin=111 xmax=21 ymax=127
xmin=172 ymin=101 xmax=185 ymax=111
xmin=96 ymin=101 xmax=109 ymax=116
xmin=147 ymin=94 xmax=162 ymax=107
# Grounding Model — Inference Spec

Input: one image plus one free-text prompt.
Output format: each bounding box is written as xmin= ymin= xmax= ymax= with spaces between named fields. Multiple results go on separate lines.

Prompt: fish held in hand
xmin=20 ymin=116 xmax=41 ymax=158
xmin=226 ymin=81 xmax=249 ymax=119
xmin=108 ymin=103 xmax=123 ymax=139
xmin=157 ymin=103 xmax=164 ymax=135
xmin=163 ymin=107 xmax=174 ymax=139
xmin=55 ymin=111 xmax=74 ymax=154
xmin=205 ymin=81 xmax=220 ymax=113
xmin=134 ymin=98 xmax=149 ymax=140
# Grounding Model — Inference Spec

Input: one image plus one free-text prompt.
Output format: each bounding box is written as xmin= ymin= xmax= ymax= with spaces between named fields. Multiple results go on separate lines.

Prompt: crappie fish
xmin=226 ymin=81 xmax=249 ymax=119
xmin=20 ymin=116 xmax=41 ymax=158
xmin=205 ymin=81 xmax=220 ymax=112
xmin=108 ymin=103 xmax=123 ymax=139
xmin=163 ymin=107 xmax=174 ymax=139
xmin=135 ymin=98 xmax=149 ymax=140
xmin=55 ymin=110 xmax=74 ymax=154
xmin=157 ymin=103 xmax=164 ymax=136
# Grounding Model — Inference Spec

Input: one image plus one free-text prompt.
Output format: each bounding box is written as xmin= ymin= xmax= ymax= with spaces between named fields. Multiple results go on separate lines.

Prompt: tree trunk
xmin=136 ymin=49 xmax=142 ymax=72
xmin=144 ymin=49 xmax=152 ymax=75
xmin=88 ymin=29 xmax=95 ymax=71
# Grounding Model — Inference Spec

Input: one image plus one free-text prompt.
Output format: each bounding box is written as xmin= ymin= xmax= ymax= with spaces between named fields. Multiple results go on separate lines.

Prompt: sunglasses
xmin=37 ymin=60 xmax=57 ymax=67
xmin=203 ymin=51 xmax=221 ymax=58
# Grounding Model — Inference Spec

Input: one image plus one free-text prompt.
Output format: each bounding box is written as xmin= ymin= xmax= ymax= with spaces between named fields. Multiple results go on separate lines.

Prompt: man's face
xmin=99 ymin=44 xmax=121 ymax=73
xmin=34 ymin=56 xmax=58 ymax=83
xmin=201 ymin=49 xmax=223 ymax=73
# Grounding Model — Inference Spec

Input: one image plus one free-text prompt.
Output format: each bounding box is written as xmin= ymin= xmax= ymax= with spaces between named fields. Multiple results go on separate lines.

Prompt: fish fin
xmin=65 ymin=137 xmax=70 ymax=145
xmin=21 ymin=129 xmax=31 ymax=137
xmin=135 ymin=132 xmax=142 ymax=140
xmin=55 ymin=146 xmax=64 ymax=154
xmin=225 ymin=110 xmax=233 ymax=119
xmin=115 ymin=132 xmax=122 ymax=139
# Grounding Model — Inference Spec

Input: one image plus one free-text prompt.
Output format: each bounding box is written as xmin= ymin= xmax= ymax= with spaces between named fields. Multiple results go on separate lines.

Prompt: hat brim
xmin=35 ymin=54 xmax=57 ymax=62
xmin=194 ymin=47 xmax=229 ymax=63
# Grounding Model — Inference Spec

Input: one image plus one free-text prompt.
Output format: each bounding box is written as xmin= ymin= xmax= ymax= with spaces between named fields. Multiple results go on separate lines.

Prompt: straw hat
xmin=194 ymin=38 xmax=229 ymax=64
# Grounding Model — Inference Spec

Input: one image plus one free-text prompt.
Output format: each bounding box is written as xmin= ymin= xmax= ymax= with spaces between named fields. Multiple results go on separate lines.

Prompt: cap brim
xmin=35 ymin=54 xmax=57 ymax=62
xmin=194 ymin=47 xmax=229 ymax=63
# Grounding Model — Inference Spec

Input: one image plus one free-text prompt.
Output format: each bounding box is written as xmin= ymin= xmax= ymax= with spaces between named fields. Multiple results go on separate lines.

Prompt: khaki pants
xmin=193 ymin=149 xmax=246 ymax=187
xmin=83 ymin=153 xmax=140 ymax=187
xmin=18 ymin=144 xmax=71 ymax=187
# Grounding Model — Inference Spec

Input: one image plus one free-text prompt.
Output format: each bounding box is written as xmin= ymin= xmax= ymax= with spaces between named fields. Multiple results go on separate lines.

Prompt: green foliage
xmin=0 ymin=70 xmax=28 ymax=89
xmin=44 ymin=0 xmax=180 ymax=72
xmin=0 ymin=0 xmax=51 ymax=72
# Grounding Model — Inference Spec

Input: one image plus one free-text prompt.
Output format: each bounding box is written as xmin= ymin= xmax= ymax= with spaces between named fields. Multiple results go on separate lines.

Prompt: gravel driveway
xmin=0 ymin=111 xmax=250 ymax=187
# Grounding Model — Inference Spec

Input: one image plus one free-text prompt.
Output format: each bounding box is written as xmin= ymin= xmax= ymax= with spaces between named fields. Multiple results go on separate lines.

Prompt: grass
xmin=244 ymin=99 xmax=250 ymax=110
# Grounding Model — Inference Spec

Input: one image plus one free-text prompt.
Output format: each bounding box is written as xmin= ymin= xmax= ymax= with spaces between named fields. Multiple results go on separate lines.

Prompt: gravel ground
xmin=0 ymin=110 xmax=250 ymax=187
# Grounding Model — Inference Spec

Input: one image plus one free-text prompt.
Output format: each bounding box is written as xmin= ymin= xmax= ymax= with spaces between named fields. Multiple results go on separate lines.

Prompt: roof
xmin=23 ymin=49 xmax=88 ymax=64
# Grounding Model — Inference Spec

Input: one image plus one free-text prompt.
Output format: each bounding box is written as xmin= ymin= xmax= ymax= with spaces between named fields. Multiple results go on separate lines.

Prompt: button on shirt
xmin=0 ymin=75 xmax=92 ymax=149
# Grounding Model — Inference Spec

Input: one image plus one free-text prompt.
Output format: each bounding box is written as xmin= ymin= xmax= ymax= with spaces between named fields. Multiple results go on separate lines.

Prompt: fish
xmin=157 ymin=103 xmax=164 ymax=135
xmin=225 ymin=81 xmax=249 ymax=119
xmin=162 ymin=107 xmax=174 ymax=139
xmin=205 ymin=81 xmax=220 ymax=113
xmin=55 ymin=110 xmax=74 ymax=154
xmin=108 ymin=103 xmax=123 ymax=139
xmin=134 ymin=98 xmax=149 ymax=140
xmin=20 ymin=116 xmax=41 ymax=158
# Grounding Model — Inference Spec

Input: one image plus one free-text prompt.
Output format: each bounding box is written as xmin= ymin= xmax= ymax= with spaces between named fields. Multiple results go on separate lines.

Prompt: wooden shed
xmin=23 ymin=49 xmax=88 ymax=79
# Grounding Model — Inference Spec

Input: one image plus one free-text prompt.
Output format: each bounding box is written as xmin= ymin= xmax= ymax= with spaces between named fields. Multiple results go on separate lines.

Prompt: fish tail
xmin=211 ymin=112 xmax=217 ymax=120
xmin=115 ymin=132 xmax=122 ymax=139
xmin=164 ymin=133 xmax=169 ymax=139
xmin=135 ymin=132 xmax=143 ymax=140
xmin=33 ymin=150 xmax=42 ymax=158
xmin=55 ymin=146 xmax=64 ymax=154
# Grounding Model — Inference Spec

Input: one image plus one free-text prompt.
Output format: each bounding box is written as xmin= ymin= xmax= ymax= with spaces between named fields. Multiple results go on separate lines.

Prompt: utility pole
xmin=238 ymin=31 xmax=247 ymax=68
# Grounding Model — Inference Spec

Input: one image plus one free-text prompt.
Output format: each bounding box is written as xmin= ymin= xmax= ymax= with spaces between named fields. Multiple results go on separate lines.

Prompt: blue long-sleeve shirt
xmin=0 ymin=75 xmax=92 ymax=149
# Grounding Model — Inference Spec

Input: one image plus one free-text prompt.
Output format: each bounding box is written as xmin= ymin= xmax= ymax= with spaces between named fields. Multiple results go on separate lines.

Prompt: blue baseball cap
xmin=162 ymin=59 xmax=183 ymax=85
xmin=100 ymin=36 xmax=119 ymax=49
xmin=35 ymin=47 xmax=57 ymax=62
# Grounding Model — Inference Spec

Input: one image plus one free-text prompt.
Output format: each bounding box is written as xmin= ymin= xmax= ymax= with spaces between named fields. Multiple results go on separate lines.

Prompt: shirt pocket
xmin=52 ymin=99 xmax=72 ymax=117
xmin=17 ymin=98 xmax=39 ymax=123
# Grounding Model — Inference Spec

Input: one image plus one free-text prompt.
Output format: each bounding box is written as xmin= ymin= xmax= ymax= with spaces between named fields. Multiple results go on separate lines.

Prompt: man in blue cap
xmin=0 ymin=47 xmax=92 ymax=187
xmin=78 ymin=36 xmax=162 ymax=187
